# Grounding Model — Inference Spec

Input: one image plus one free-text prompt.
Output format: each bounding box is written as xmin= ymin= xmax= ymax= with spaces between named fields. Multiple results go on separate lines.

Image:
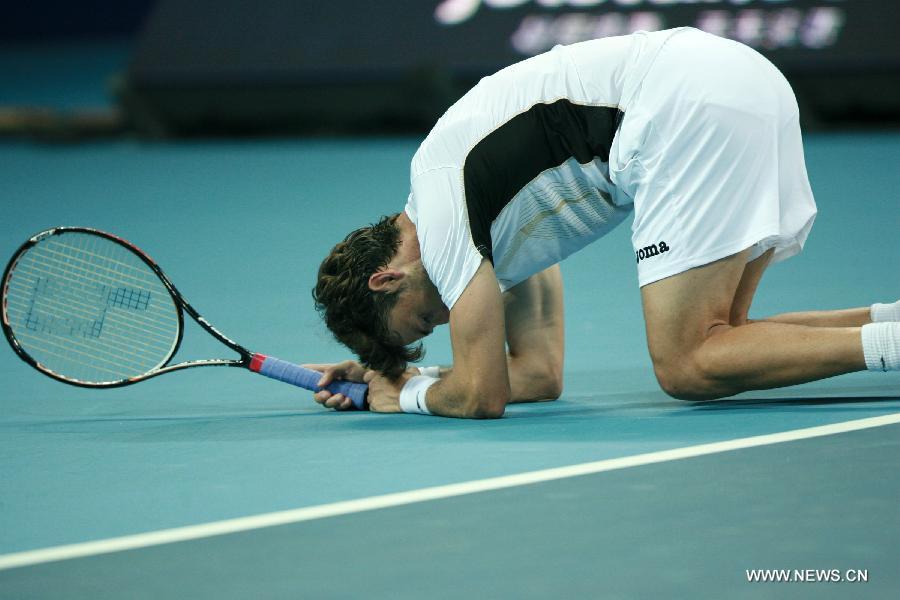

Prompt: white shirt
xmin=405 ymin=29 xmax=681 ymax=309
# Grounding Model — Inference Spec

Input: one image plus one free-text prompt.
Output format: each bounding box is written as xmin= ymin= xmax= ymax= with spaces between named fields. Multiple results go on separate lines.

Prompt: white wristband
xmin=417 ymin=365 xmax=441 ymax=378
xmin=399 ymin=375 xmax=437 ymax=415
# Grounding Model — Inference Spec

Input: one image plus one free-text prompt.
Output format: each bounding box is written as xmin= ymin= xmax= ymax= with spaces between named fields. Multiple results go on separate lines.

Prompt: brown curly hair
xmin=313 ymin=214 xmax=424 ymax=378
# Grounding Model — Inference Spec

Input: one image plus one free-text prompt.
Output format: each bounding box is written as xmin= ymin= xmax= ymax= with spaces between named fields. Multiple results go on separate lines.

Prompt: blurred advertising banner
xmin=123 ymin=1 xmax=899 ymax=135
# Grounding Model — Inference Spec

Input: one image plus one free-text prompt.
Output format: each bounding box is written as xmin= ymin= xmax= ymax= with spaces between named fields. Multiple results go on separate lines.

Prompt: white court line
xmin=1 ymin=412 xmax=898 ymax=571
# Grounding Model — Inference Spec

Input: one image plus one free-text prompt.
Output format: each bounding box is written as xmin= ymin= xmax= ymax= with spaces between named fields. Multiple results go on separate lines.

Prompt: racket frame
xmin=1 ymin=226 xmax=255 ymax=388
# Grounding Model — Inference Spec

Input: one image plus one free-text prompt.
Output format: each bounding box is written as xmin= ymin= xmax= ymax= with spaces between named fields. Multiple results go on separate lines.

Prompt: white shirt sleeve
xmin=406 ymin=167 xmax=484 ymax=310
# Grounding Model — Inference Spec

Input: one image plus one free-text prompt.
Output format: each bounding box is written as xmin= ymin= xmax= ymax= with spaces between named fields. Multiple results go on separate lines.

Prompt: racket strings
xmin=4 ymin=232 xmax=180 ymax=383
xmin=8 ymin=240 xmax=176 ymax=344
xmin=9 ymin=256 xmax=176 ymax=340
xmin=10 ymin=318 xmax=167 ymax=375
xmin=6 ymin=274 xmax=168 ymax=375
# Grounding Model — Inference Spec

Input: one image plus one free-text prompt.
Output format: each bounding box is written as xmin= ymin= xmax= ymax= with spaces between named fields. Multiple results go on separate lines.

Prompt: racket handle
xmin=249 ymin=354 xmax=367 ymax=409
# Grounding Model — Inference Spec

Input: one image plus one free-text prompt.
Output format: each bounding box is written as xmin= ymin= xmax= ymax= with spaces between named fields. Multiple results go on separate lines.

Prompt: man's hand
xmin=363 ymin=369 xmax=414 ymax=413
xmin=303 ymin=360 xmax=371 ymax=411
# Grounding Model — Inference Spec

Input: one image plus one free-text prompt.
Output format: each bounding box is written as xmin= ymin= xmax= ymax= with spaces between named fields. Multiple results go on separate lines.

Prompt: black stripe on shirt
xmin=463 ymin=100 xmax=622 ymax=262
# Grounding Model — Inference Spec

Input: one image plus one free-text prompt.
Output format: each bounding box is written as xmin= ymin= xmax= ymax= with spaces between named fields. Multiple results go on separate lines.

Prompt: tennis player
xmin=309 ymin=27 xmax=900 ymax=417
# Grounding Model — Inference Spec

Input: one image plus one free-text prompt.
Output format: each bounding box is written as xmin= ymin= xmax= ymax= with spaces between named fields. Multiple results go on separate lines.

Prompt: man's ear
xmin=368 ymin=269 xmax=405 ymax=293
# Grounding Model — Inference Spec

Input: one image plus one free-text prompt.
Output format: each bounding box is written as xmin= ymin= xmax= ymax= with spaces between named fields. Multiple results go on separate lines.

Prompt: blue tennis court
xmin=2 ymin=25 xmax=899 ymax=600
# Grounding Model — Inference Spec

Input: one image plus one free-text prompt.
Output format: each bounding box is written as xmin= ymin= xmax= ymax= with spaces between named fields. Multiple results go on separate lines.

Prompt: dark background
xmin=0 ymin=1 xmax=154 ymax=39
xmin=2 ymin=0 xmax=898 ymax=136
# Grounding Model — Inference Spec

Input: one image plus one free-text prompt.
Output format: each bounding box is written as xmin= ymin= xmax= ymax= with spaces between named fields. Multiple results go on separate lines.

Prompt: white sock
xmin=861 ymin=322 xmax=900 ymax=371
xmin=871 ymin=300 xmax=900 ymax=323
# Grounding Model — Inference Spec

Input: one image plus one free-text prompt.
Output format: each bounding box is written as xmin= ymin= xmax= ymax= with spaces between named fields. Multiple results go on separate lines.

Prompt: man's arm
xmin=367 ymin=259 xmax=510 ymax=418
xmin=503 ymin=264 xmax=565 ymax=402
xmin=417 ymin=265 xmax=565 ymax=402
xmin=314 ymin=264 xmax=564 ymax=414
xmin=420 ymin=259 xmax=510 ymax=417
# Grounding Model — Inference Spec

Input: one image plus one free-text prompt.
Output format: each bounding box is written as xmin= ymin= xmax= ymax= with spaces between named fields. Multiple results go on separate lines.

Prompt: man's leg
xmin=732 ymin=249 xmax=893 ymax=328
xmin=733 ymin=251 xmax=873 ymax=327
xmin=760 ymin=308 xmax=872 ymax=328
xmin=641 ymin=248 xmax=866 ymax=400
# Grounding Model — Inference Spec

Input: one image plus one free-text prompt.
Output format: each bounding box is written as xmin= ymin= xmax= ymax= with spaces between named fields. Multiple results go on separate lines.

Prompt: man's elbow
xmin=535 ymin=363 xmax=564 ymax=401
xmin=471 ymin=402 xmax=506 ymax=419
xmin=464 ymin=386 xmax=508 ymax=419
xmin=544 ymin=377 xmax=564 ymax=401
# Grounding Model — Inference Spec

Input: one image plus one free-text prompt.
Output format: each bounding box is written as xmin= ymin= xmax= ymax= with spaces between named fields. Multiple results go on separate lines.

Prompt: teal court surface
xmin=1 ymin=42 xmax=899 ymax=600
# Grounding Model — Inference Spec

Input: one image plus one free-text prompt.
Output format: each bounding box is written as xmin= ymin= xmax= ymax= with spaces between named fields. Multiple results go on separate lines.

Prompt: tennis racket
xmin=1 ymin=226 xmax=367 ymax=408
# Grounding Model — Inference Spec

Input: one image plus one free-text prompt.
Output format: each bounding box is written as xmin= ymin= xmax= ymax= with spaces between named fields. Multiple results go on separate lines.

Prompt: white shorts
xmin=609 ymin=28 xmax=818 ymax=287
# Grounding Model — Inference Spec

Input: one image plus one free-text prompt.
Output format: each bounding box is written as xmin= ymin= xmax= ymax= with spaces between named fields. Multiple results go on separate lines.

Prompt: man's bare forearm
xmin=419 ymin=371 xmax=506 ymax=418
xmin=416 ymin=355 xmax=560 ymax=403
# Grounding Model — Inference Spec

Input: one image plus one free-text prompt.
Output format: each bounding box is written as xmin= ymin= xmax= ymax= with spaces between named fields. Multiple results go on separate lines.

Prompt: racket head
xmin=2 ymin=227 xmax=185 ymax=387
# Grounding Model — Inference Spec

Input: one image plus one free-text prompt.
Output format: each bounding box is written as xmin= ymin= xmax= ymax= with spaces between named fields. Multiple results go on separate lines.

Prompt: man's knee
xmin=651 ymin=354 xmax=727 ymax=401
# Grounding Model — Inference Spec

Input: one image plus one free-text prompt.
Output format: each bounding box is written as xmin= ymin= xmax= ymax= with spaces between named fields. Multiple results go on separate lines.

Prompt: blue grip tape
xmin=256 ymin=357 xmax=367 ymax=409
